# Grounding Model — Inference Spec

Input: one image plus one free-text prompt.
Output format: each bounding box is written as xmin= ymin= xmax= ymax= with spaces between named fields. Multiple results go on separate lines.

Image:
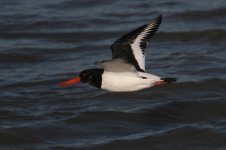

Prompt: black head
xmin=79 ymin=69 xmax=104 ymax=88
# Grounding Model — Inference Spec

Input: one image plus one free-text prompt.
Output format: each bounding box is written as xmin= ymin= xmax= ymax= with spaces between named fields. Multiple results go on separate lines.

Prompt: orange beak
xmin=58 ymin=76 xmax=81 ymax=87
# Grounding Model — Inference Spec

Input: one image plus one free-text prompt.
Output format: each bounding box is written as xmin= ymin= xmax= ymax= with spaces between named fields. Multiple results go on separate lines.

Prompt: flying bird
xmin=59 ymin=15 xmax=176 ymax=92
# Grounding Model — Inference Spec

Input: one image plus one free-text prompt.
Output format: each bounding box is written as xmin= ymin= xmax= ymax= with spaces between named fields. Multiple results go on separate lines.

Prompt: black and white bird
xmin=59 ymin=15 xmax=176 ymax=92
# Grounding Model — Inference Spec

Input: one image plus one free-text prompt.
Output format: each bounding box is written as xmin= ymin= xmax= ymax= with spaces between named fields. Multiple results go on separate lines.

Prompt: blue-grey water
xmin=1 ymin=0 xmax=226 ymax=149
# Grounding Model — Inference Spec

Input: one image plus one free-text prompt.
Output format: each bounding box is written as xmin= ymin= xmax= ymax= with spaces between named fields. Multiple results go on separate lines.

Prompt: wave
xmin=45 ymin=0 xmax=114 ymax=10
xmin=0 ymin=31 xmax=112 ymax=40
xmin=82 ymin=125 xmax=226 ymax=150
xmin=0 ymin=53 xmax=45 ymax=63
xmin=0 ymin=130 xmax=42 ymax=144
xmin=171 ymin=78 xmax=226 ymax=90
xmin=1 ymin=29 xmax=225 ymax=42
xmin=65 ymin=95 xmax=226 ymax=125
xmin=173 ymin=7 xmax=226 ymax=19
xmin=155 ymin=29 xmax=226 ymax=41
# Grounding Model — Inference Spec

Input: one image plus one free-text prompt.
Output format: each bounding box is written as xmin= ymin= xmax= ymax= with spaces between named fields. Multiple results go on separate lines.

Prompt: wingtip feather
xmin=150 ymin=15 xmax=162 ymax=25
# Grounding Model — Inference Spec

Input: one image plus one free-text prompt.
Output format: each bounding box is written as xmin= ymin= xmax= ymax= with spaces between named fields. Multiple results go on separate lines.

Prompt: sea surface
xmin=1 ymin=0 xmax=226 ymax=150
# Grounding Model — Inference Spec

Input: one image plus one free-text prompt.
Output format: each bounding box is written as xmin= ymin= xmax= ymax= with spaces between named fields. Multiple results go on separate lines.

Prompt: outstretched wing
xmin=111 ymin=15 xmax=162 ymax=72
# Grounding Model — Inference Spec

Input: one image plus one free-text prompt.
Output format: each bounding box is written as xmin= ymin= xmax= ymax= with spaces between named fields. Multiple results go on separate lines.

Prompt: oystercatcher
xmin=59 ymin=15 xmax=176 ymax=92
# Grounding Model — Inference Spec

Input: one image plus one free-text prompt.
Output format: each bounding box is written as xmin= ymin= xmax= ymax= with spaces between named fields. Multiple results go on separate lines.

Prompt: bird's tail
xmin=161 ymin=78 xmax=177 ymax=83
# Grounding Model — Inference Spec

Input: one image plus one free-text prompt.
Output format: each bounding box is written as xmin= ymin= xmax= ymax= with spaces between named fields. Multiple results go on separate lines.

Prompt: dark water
xmin=1 ymin=0 xmax=226 ymax=149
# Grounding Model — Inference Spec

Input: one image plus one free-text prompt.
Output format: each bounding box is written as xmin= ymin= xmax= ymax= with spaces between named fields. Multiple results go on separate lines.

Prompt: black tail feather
xmin=161 ymin=78 xmax=177 ymax=83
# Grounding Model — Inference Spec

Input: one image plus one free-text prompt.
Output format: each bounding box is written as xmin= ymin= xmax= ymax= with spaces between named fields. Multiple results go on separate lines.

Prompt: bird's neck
xmin=89 ymin=69 xmax=104 ymax=88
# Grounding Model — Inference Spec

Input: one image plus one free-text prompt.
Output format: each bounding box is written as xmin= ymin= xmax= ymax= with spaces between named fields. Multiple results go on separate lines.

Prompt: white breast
xmin=101 ymin=71 xmax=160 ymax=92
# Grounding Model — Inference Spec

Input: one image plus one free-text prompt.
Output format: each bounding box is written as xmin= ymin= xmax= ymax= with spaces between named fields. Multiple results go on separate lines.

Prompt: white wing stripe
xmin=131 ymin=35 xmax=146 ymax=71
xmin=130 ymin=23 xmax=156 ymax=71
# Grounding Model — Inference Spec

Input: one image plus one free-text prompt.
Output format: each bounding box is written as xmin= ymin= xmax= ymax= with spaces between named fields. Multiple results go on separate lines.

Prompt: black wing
xmin=111 ymin=15 xmax=162 ymax=72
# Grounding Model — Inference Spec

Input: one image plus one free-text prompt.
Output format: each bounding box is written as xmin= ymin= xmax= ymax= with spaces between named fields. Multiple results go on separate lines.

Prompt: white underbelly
xmin=101 ymin=72 xmax=157 ymax=92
